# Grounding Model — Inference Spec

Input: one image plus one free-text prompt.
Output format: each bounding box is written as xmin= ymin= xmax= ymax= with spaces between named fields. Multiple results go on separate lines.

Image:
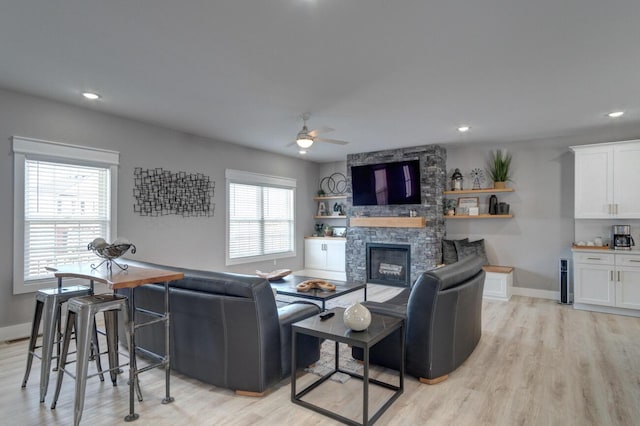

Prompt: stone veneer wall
xmin=346 ymin=145 xmax=446 ymax=285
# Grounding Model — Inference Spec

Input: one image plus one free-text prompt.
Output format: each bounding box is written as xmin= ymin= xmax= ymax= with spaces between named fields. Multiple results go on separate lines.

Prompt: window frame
xmin=12 ymin=136 xmax=119 ymax=294
xmin=225 ymin=169 xmax=296 ymax=266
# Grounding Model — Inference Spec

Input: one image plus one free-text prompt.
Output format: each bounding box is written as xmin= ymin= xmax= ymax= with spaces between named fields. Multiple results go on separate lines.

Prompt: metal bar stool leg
xmin=50 ymin=310 xmax=76 ymax=410
xmin=103 ymin=310 xmax=120 ymax=385
xmin=72 ymin=303 xmax=94 ymax=426
xmin=22 ymin=299 xmax=44 ymax=388
xmin=39 ymin=293 xmax=60 ymax=403
xmin=91 ymin=319 xmax=105 ymax=382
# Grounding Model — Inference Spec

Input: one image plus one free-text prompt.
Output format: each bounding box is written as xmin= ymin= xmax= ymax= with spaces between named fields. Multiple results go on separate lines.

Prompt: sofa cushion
xmin=442 ymin=238 xmax=468 ymax=264
xmin=453 ymin=238 xmax=489 ymax=265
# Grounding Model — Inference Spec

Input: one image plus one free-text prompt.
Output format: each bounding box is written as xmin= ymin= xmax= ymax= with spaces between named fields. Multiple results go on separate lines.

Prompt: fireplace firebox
xmin=366 ymin=243 xmax=411 ymax=287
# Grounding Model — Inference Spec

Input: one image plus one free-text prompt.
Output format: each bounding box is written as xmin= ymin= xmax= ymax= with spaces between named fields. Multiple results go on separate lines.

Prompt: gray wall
xmin=446 ymin=131 xmax=640 ymax=292
xmin=0 ymin=88 xmax=319 ymax=335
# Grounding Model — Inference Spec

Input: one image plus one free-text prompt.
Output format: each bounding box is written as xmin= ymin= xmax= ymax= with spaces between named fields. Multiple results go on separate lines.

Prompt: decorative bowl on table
xmin=88 ymin=237 xmax=136 ymax=271
xmin=255 ymin=269 xmax=292 ymax=281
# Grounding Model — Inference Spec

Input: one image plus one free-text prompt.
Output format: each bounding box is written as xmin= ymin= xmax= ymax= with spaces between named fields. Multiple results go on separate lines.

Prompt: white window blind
xmin=24 ymin=160 xmax=111 ymax=280
xmin=226 ymin=170 xmax=296 ymax=265
xmin=13 ymin=136 xmax=119 ymax=294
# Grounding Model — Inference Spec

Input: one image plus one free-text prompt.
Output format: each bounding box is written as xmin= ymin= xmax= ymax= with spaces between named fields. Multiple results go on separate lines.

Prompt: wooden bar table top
xmin=47 ymin=264 xmax=184 ymax=289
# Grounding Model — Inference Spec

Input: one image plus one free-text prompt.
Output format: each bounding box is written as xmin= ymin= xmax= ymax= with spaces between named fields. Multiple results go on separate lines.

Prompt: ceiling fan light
xmin=607 ymin=111 xmax=624 ymax=118
xmin=296 ymin=137 xmax=314 ymax=148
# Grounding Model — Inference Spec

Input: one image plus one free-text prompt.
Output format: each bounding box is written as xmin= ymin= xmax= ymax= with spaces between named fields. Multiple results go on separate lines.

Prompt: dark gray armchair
xmin=353 ymin=255 xmax=485 ymax=384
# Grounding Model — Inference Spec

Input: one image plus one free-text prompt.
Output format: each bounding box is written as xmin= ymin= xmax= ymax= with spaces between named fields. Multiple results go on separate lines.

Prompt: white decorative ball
xmin=343 ymin=302 xmax=372 ymax=331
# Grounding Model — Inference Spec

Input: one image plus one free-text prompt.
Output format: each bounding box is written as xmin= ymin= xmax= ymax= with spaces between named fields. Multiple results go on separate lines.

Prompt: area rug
xmin=305 ymin=339 xmax=363 ymax=383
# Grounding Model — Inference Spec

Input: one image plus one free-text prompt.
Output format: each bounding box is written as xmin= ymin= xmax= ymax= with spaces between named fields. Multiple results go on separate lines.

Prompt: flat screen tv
xmin=351 ymin=160 xmax=421 ymax=206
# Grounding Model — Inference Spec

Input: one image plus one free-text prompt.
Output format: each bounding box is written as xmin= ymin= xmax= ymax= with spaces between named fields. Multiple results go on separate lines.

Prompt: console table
xmin=48 ymin=264 xmax=184 ymax=422
xmin=291 ymin=307 xmax=404 ymax=425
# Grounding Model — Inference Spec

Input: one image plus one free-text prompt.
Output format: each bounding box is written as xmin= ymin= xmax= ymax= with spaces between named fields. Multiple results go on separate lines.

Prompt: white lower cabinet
xmin=304 ymin=238 xmax=346 ymax=273
xmin=573 ymin=250 xmax=640 ymax=315
xmin=616 ymin=255 xmax=640 ymax=309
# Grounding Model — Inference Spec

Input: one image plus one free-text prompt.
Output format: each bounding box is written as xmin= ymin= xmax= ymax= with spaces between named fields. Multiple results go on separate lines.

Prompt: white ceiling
xmin=1 ymin=0 xmax=639 ymax=162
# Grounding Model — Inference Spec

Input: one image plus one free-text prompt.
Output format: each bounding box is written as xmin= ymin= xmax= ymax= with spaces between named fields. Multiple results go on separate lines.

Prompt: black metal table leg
xmin=125 ymin=289 xmax=139 ymax=422
xmin=162 ymin=280 xmax=173 ymax=404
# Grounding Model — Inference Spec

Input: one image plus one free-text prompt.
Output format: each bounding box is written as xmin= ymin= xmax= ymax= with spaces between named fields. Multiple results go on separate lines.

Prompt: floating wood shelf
xmin=304 ymin=236 xmax=347 ymax=240
xmin=313 ymin=195 xmax=348 ymax=201
xmin=314 ymin=215 xmax=347 ymax=219
xmin=444 ymin=188 xmax=514 ymax=195
xmin=445 ymin=214 xmax=513 ymax=219
xmin=349 ymin=216 xmax=426 ymax=228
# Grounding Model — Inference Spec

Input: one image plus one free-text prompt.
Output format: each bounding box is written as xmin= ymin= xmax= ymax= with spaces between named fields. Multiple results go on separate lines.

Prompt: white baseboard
xmin=511 ymin=287 xmax=559 ymax=301
xmin=573 ymin=303 xmax=640 ymax=318
xmin=0 ymin=322 xmax=31 ymax=342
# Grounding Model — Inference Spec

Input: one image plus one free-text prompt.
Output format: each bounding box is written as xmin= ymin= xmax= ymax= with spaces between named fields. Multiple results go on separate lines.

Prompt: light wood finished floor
xmin=2 ymin=286 xmax=640 ymax=425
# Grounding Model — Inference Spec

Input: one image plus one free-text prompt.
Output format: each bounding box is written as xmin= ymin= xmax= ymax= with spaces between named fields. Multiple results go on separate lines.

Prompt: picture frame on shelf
xmin=457 ymin=197 xmax=479 ymax=210
xmin=456 ymin=206 xmax=469 ymax=216
xmin=332 ymin=227 xmax=346 ymax=237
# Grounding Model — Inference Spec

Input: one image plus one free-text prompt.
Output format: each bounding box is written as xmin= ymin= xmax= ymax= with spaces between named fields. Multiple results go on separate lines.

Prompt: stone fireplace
xmin=367 ymin=243 xmax=411 ymax=287
xmin=345 ymin=145 xmax=446 ymax=285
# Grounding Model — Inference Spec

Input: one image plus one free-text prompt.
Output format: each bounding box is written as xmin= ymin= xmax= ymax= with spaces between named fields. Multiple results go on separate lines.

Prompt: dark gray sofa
xmin=353 ymin=255 xmax=485 ymax=383
xmin=116 ymin=259 xmax=321 ymax=395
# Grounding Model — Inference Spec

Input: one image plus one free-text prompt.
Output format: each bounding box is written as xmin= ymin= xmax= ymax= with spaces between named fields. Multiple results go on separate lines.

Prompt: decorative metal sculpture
xmin=133 ymin=167 xmax=215 ymax=217
xmin=88 ymin=238 xmax=136 ymax=272
xmin=319 ymin=172 xmax=347 ymax=195
xmin=469 ymin=168 xmax=485 ymax=190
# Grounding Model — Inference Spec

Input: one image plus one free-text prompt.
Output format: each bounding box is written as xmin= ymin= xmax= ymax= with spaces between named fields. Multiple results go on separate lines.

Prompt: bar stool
xmin=51 ymin=293 xmax=129 ymax=426
xmin=21 ymin=285 xmax=102 ymax=403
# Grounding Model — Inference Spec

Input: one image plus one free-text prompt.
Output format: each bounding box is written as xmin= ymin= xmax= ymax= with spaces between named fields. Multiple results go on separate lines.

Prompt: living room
xmin=1 ymin=1 xmax=640 ymax=425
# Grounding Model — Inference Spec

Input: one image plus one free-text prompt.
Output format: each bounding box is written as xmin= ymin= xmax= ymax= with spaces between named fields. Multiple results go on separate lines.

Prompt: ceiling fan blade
xmin=285 ymin=140 xmax=297 ymax=147
xmin=315 ymin=137 xmax=349 ymax=146
xmin=308 ymin=126 xmax=335 ymax=137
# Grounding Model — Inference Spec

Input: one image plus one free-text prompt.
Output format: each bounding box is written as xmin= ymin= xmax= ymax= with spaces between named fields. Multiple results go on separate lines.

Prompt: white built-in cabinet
xmin=571 ymin=140 xmax=640 ymax=218
xmin=304 ymin=237 xmax=346 ymax=280
xmin=573 ymin=250 xmax=640 ymax=315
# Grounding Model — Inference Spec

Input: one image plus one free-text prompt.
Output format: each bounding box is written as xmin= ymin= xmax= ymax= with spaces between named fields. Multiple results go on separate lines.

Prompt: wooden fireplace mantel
xmin=349 ymin=216 xmax=426 ymax=228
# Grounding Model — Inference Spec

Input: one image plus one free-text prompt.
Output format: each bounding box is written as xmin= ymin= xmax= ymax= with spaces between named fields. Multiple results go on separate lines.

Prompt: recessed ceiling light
xmin=82 ymin=92 xmax=101 ymax=100
xmin=458 ymin=126 xmax=470 ymax=132
xmin=607 ymin=111 xmax=624 ymax=118
xmin=299 ymin=149 xmax=307 ymax=155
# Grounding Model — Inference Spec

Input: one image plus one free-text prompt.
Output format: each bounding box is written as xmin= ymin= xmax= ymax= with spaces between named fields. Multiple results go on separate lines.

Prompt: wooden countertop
xmin=46 ymin=264 xmax=184 ymax=289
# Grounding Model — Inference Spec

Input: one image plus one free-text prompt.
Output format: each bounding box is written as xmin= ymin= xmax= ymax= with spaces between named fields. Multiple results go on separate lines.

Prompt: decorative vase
xmin=493 ymin=181 xmax=506 ymax=189
xmin=488 ymin=194 xmax=498 ymax=215
xmin=343 ymin=302 xmax=371 ymax=331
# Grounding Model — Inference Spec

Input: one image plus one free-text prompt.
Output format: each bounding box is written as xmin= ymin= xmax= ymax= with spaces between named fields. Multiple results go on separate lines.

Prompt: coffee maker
xmin=612 ymin=225 xmax=635 ymax=250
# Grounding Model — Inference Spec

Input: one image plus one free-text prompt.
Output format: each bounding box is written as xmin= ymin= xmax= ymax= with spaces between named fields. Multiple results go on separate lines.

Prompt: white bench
xmin=482 ymin=266 xmax=513 ymax=301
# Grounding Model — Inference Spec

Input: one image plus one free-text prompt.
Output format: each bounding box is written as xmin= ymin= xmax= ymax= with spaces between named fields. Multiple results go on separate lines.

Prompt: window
xmin=226 ymin=169 xmax=296 ymax=265
xmin=13 ymin=137 xmax=119 ymax=294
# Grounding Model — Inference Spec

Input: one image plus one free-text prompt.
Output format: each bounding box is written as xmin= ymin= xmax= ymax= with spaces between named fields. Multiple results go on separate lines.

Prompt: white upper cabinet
xmin=572 ymin=140 xmax=640 ymax=219
xmin=613 ymin=143 xmax=640 ymax=217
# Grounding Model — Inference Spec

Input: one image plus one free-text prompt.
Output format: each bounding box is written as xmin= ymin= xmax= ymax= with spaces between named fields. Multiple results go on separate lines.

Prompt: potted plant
xmin=487 ymin=150 xmax=512 ymax=189
xmin=444 ymin=198 xmax=457 ymax=216
xmin=323 ymin=225 xmax=334 ymax=237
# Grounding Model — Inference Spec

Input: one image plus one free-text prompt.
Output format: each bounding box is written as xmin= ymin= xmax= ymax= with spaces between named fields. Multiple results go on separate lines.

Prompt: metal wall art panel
xmin=133 ymin=167 xmax=215 ymax=217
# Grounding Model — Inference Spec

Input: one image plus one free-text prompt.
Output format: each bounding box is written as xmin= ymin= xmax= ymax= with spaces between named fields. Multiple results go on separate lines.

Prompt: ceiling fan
xmin=288 ymin=113 xmax=349 ymax=150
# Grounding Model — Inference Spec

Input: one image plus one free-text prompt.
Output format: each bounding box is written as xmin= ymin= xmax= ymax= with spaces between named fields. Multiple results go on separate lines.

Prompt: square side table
xmin=291 ymin=307 xmax=404 ymax=425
